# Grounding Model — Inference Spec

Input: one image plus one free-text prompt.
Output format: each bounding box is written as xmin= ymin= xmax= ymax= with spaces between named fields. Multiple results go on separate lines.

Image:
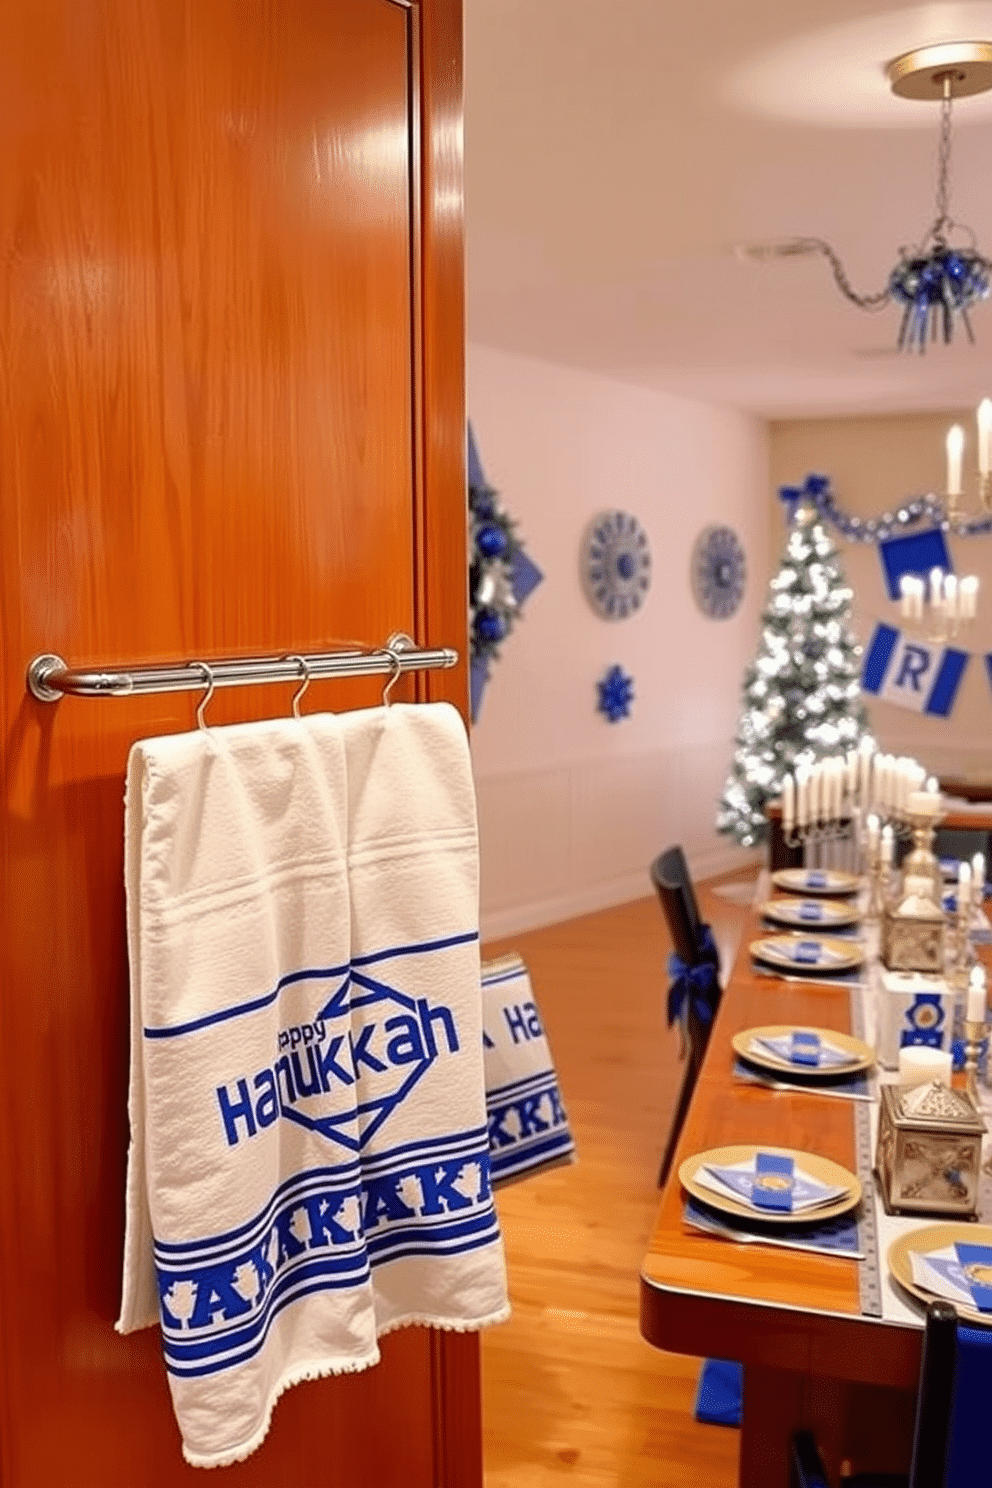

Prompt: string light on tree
xmin=717 ymin=499 xmax=869 ymax=849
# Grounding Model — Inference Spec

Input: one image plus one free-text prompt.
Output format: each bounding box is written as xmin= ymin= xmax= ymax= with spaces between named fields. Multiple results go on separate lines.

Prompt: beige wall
xmin=770 ymin=411 xmax=992 ymax=780
xmin=469 ymin=344 xmax=768 ymax=939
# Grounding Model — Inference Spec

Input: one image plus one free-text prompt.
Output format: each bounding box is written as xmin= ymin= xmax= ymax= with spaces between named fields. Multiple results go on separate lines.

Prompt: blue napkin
xmin=790 ymin=1031 xmax=821 ymax=1066
xmin=797 ymin=902 xmax=824 ymax=922
xmin=752 ymin=1151 xmax=794 ymax=1210
xmin=805 ymin=871 xmax=828 ymax=889
xmin=693 ymin=1359 xmax=743 ymax=1427
xmin=792 ymin=940 xmax=823 ymax=964
xmin=954 ymin=1243 xmax=992 ymax=1312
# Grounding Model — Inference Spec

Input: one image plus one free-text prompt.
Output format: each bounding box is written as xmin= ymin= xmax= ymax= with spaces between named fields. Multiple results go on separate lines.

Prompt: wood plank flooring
xmin=480 ymin=879 xmax=754 ymax=1488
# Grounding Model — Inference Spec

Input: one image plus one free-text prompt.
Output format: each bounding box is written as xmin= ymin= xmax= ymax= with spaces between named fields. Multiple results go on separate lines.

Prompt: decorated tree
xmin=716 ymin=495 xmax=870 ymax=848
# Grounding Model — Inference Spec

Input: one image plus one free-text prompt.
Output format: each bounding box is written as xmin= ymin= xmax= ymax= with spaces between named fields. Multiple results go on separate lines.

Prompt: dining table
xmin=639 ymin=885 xmax=992 ymax=1487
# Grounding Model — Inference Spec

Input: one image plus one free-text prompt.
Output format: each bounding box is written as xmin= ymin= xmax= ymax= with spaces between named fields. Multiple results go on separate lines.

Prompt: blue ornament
xmin=476 ymin=522 xmax=508 ymax=558
xmin=597 ymin=664 xmax=635 ymax=723
xmin=474 ymin=608 xmax=505 ymax=645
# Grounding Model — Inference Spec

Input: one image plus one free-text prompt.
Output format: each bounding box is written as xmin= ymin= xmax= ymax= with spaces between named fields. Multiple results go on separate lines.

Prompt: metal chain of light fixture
xmin=933 ymin=78 xmax=954 ymax=234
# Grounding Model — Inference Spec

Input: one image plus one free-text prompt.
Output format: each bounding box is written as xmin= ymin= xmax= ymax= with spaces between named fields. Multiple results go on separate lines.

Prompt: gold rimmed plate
xmin=750 ymin=933 xmax=864 ymax=975
xmin=732 ymin=1024 xmax=874 ymax=1078
xmin=771 ymin=867 xmax=861 ymax=898
xmin=679 ymin=1144 xmax=861 ymax=1226
xmin=888 ymin=1224 xmax=992 ymax=1327
xmin=760 ymin=897 xmax=861 ymax=931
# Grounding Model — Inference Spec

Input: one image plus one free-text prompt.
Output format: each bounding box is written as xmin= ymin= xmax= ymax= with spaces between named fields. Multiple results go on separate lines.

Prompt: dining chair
xmin=650 ymin=846 xmax=722 ymax=1187
xmin=789 ymin=1299 xmax=992 ymax=1488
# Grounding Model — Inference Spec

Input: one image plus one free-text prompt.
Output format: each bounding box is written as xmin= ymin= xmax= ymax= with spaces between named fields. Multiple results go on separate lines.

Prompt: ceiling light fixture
xmin=742 ymin=42 xmax=992 ymax=353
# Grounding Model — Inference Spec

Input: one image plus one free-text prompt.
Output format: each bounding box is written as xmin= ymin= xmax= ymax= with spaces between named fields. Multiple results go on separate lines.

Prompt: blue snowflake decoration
xmin=597 ymin=664 xmax=634 ymax=723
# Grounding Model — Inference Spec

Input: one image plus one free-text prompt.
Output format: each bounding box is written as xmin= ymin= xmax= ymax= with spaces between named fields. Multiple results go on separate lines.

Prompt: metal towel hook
xmin=195 ymin=662 xmax=215 ymax=730
xmin=286 ymin=654 xmax=311 ymax=718
xmin=381 ymin=645 xmax=403 ymax=707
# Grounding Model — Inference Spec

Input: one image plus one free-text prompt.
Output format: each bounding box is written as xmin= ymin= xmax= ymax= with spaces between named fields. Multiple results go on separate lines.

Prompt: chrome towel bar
xmin=26 ymin=633 xmax=458 ymax=703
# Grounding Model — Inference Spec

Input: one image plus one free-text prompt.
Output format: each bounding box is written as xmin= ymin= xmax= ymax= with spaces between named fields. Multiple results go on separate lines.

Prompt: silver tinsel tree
xmin=717 ymin=499 xmax=869 ymax=848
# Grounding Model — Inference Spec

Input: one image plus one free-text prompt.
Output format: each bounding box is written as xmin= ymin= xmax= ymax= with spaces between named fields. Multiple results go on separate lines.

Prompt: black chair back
xmin=650 ymin=846 xmax=703 ymax=967
xmin=650 ymin=845 xmax=721 ymax=1187
xmin=908 ymin=1300 xmax=957 ymax=1488
xmin=789 ymin=1300 xmax=959 ymax=1488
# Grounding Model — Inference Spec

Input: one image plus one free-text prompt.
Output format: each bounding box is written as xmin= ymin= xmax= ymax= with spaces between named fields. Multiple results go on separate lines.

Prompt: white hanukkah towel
xmin=335 ymin=703 xmax=509 ymax=1335
xmin=481 ymin=954 xmax=576 ymax=1185
xmin=118 ymin=715 xmax=379 ymax=1469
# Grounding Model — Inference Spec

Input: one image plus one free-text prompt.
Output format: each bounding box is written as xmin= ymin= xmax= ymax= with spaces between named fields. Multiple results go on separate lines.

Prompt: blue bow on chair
xmin=666 ymin=957 xmax=719 ymax=1033
xmin=666 ymin=924 xmax=720 ymax=1055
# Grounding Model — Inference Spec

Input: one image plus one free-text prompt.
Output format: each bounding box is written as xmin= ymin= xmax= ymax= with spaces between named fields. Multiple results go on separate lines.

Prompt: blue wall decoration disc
xmin=581 ymin=510 xmax=652 ymax=621
xmin=692 ymin=525 xmax=746 ymax=619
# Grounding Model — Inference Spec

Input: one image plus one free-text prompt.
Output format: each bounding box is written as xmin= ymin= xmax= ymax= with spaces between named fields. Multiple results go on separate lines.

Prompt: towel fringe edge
xmin=179 ymin=1347 xmax=381 ymax=1470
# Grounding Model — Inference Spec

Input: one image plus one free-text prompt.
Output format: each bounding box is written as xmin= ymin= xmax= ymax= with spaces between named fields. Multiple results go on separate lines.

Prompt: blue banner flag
xmin=862 ymin=622 xmax=969 ymax=717
xmin=877 ymin=527 xmax=952 ymax=602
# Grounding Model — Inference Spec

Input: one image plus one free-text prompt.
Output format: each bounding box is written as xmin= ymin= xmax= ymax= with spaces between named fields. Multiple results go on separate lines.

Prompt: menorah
xmin=780 ymin=739 xmax=933 ymax=873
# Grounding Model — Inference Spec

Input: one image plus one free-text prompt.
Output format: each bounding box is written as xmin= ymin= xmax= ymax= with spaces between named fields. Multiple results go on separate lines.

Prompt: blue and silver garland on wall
xmin=468 ymin=423 xmax=543 ymax=724
xmin=780 ymin=471 xmax=992 ymax=540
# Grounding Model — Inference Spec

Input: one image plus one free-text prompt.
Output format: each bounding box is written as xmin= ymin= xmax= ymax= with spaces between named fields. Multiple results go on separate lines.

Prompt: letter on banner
xmin=862 ymin=623 xmax=969 ymax=718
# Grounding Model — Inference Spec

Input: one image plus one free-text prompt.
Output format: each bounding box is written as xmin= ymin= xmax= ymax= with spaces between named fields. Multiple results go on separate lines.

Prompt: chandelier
xmin=742 ymin=42 xmax=992 ymax=353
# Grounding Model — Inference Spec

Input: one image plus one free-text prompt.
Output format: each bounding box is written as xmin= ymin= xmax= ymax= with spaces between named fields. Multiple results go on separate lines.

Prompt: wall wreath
xmin=467 ymin=423 xmax=543 ymax=723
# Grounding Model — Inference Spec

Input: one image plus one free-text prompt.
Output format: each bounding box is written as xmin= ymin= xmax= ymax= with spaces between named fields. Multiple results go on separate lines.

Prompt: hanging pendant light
xmin=741 ymin=42 xmax=992 ymax=353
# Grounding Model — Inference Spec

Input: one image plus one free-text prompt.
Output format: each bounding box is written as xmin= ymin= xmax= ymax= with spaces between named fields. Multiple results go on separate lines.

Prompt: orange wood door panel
xmin=0 ymin=1 xmax=474 ymax=1483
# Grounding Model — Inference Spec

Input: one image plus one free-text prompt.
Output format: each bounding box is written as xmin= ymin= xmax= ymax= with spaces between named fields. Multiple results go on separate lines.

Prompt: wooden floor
xmin=480 ymin=877 xmax=755 ymax=1488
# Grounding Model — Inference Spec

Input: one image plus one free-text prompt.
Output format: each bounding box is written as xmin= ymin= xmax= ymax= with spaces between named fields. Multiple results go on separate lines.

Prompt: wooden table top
xmin=639 ymin=905 xmax=924 ymax=1391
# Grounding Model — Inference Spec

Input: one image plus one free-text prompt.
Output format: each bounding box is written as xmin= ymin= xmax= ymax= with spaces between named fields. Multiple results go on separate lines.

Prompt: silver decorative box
xmin=881 ymin=882 xmax=946 ymax=974
xmin=875 ymin=1081 xmax=985 ymax=1218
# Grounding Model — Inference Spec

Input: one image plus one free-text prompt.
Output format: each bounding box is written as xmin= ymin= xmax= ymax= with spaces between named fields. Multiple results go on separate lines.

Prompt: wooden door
xmin=0 ymin=1 xmax=473 ymax=1483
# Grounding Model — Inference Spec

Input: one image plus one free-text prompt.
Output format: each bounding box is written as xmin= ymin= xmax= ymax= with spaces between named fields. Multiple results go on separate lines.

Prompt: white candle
xmin=880 ymin=755 xmax=893 ymax=813
xmin=967 ymin=965 xmax=987 ymax=1025
xmin=900 ymin=574 xmax=913 ymax=619
xmin=898 ymin=1046 xmax=953 ymax=1088
xmin=944 ymin=572 xmax=958 ymax=622
xmin=866 ymin=812 xmax=880 ymax=848
xmin=846 ymin=749 xmax=858 ymax=797
xmin=881 ymin=824 xmax=894 ymax=864
xmin=926 ymin=776 xmax=939 ymax=794
xmin=796 ymin=769 xmax=809 ymax=828
xmin=978 ymin=398 xmax=992 ymax=478
xmin=782 ymin=774 xmax=795 ymax=832
xmin=973 ymin=852 xmax=985 ymax=898
xmin=809 ymin=763 xmax=821 ymax=823
xmin=930 ymin=568 xmax=943 ymax=611
xmin=961 ymin=575 xmax=979 ymax=619
xmin=913 ymin=576 xmax=925 ymax=621
xmin=908 ymin=789 xmax=941 ymax=817
xmin=946 ymin=424 xmax=965 ymax=496
xmin=958 ymin=863 xmax=972 ymax=917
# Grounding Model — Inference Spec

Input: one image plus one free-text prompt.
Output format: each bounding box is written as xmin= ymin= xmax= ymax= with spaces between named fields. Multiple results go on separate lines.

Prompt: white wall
xmin=468 ymin=344 xmax=769 ymax=939
xmin=770 ymin=412 xmax=992 ymax=780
